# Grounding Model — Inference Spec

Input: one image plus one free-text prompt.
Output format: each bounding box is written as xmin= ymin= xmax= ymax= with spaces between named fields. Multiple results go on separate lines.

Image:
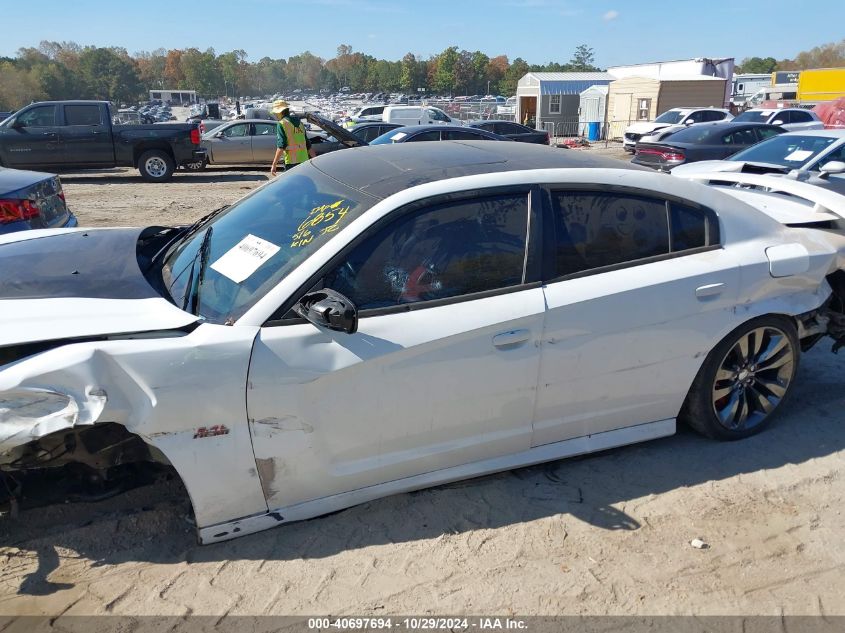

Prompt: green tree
xmin=569 ymin=44 xmax=599 ymax=71
xmin=433 ymin=46 xmax=459 ymax=95
xmin=180 ymin=48 xmax=219 ymax=95
xmin=77 ymin=47 xmax=142 ymax=103
xmin=737 ymin=56 xmax=778 ymax=74
xmin=501 ymin=57 xmax=529 ymax=95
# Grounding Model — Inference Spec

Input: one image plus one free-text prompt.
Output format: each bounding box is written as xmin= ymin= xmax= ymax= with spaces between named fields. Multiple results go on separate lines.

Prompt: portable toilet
xmin=579 ymin=85 xmax=608 ymax=139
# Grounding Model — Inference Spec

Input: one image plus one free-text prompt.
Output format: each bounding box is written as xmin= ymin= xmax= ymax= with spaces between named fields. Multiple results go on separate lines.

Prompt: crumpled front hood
xmin=0 ymin=228 xmax=198 ymax=347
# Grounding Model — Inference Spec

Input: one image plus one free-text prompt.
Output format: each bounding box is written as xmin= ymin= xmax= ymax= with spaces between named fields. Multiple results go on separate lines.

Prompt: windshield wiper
xmin=153 ymin=204 xmax=230 ymax=265
xmin=183 ymin=227 xmax=213 ymax=316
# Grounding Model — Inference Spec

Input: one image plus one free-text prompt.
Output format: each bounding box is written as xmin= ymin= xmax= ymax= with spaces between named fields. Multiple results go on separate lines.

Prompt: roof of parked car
xmin=778 ymin=129 xmax=845 ymax=138
xmin=311 ymin=140 xmax=645 ymax=199
xmin=745 ymin=108 xmax=810 ymax=113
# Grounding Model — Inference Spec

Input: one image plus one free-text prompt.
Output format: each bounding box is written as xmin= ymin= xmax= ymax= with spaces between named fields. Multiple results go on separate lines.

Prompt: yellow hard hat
xmin=271 ymin=100 xmax=290 ymax=114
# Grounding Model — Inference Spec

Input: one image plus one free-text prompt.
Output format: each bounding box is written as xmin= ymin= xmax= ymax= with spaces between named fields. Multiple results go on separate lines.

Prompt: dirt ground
xmin=2 ymin=149 xmax=845 ymax=618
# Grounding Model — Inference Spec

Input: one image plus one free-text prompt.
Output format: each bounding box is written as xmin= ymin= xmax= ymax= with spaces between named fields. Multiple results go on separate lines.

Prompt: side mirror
xmin=819 ymin=160 xmax=845 ymax=179
xmin=214 ymin=131 xmax=224 ymax=138
xmin=294 ymin=289 xmax=358 ymax=334
xmin=9 ymin=119 xmax=23 ymax=129
xmin=683 ymin=119 xmax=694 ymax=126
xmin=772 ymin=119 xmax=784 ymax=126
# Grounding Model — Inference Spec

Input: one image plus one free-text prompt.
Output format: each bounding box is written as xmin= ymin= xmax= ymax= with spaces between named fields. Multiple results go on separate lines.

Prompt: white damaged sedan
xmin=2 ymin=142 xmax=845 ymax=543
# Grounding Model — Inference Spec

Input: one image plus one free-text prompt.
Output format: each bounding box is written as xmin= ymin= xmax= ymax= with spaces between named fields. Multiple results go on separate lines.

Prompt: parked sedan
xmin=671 ymin=130 xmax=845 ymax=194
xmin=348 ymin=122 xmax=403 ymax=143
xmin=467 ymin=120 xmax=550 ymax=144
xmin=370 ymin=125 xmax=508 ymax=144
xmin=197 ymin=115 xmax=365 ymax=169
xmin=0 ymin=167 xmax=77 ymax=234
xmin=632 ymin=122 xmax=784 ymax=170
xmin=3 ymin=142 xmax=845 ymax=544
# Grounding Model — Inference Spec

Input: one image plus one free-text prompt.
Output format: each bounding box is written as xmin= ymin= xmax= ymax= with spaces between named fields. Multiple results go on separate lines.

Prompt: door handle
xmin=696 ymin=283 xmax=725 ymax=298
xmin=42 ymin=132 xmax=55 ymax=136
xmin=493 ymin=329 xmax=531 ymax=348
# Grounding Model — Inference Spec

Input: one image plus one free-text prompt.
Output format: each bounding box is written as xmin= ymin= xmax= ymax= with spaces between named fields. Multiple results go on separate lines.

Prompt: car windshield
xmin=660 ymin=126 xmax=717 ymax=143
xmin=160 ymin=163 xmax=378 ymax=324
xmin=654 ymin=111 xmax=685 ymax=124
xmin=370 ymin=130 xmax=407 ymax=145
xmin=733 ymin=111 xmax=771 ymax=123
xmin=728 ymin=134 xmax=838 ymax=167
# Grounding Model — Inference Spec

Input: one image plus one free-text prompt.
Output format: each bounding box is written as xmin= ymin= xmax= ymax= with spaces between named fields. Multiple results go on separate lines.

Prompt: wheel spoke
xmin=729 ymin=391 xmax=750 ymax=429
xmin=755 ymin=375 xmax=788 ymax=398
xmin=747 ymin=385 xmax=775 ymax=414
xmin=756 ymin=334 xmax=787 ymax=365
xmin=717 ymin=389 xmax=742 ymax=427
xmin=737 ymin=333 xmax=751 ymax=363
xmin=713 ymin=384 xmax=734 ymax=400
xmin=757 ymin=347 xmax=793 ymax=372
xmin=715 ymin=368 xmax=735 ymax=383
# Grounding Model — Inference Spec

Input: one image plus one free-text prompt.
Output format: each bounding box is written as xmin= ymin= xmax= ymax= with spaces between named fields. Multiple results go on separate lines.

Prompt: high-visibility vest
xmin=279 ymin=117 xmax=309 ymax=165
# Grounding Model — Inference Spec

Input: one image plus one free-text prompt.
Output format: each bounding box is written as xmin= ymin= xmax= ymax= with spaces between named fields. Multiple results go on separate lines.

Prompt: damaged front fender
xmin=0 ymin=386 xmax=106 ymax=450
xmin=0 ymin=324 xmax=269 ymax=529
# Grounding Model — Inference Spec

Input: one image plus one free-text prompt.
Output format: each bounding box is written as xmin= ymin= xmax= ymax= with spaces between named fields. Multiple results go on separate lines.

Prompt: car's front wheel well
xmin=0 ymin=423 xmax=181 ymax=509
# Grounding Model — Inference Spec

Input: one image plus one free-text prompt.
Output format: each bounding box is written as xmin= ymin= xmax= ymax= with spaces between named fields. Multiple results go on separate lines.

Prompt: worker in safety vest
xmin=270 ymin=100 xmax=316 ymax=177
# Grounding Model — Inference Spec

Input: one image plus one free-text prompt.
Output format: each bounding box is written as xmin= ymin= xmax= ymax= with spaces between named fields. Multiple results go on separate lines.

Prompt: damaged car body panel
xmin=0 ymin=325 xmax=269 ymax=527
xmin=2 ymin=142 xmax=845 ymax=543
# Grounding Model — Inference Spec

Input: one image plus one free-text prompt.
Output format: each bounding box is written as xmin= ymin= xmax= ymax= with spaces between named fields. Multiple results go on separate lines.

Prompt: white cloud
xmin=603 ymin=9 xmax=619 ymax=20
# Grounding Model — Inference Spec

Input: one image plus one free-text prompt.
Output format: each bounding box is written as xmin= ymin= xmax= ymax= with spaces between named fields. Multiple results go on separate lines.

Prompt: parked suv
xmin=623 ymin=108 xmax=733 ymax=152
xmin=732 ymin=108 xmax=824 ymax=131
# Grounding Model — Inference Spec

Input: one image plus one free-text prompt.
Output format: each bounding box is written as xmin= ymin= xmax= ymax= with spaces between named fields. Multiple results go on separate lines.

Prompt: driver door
xmin=0 ymin=104 xmax=60 ymax=167
xmin=250 ymin=122 xmax=278 ymax=163
xmin=246 ymin=189 xmax=545 ymax=511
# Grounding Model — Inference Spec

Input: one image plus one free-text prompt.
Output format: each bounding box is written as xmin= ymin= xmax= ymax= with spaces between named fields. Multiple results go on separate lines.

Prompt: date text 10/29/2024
xmin=307 ymin=618 xmax=528 ymax=630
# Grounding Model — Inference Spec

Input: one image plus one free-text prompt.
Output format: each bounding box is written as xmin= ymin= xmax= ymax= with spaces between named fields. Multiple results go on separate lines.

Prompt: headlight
xmin=0 ymin=389 xmax=78 ymax=426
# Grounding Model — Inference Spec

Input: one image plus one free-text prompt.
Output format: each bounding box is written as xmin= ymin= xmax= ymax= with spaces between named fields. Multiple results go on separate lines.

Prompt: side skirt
xmin=198 ymin=418 xmax=676 ymax=544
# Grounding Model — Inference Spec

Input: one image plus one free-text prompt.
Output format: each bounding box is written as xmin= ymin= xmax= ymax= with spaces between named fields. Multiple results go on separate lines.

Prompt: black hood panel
xmin=0 ymin=228 xmax=160 ymax=300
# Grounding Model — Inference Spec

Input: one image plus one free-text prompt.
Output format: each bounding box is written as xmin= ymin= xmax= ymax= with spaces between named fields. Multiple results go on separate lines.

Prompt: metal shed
xmin=578 ymin=85 xmax=609 ymax=139
xmin=516 ymin=72 xmax=615 ymax=136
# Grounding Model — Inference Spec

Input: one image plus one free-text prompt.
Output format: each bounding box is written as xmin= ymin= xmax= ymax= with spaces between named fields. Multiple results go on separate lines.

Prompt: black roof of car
xmin=388 ymin=124 xmax=501 ymax=135
xmin=657 ymin=122 xmax=784 ymax=144
xmin=311 ymin=140 xmax=643 ymax=199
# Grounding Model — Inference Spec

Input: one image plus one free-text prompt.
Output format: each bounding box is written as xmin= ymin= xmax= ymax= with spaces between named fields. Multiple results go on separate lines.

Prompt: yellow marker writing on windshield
xmin=291 ymin=200 xmax=351 ymax=248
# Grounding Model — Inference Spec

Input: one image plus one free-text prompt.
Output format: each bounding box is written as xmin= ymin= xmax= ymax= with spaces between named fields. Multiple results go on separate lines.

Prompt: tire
xmin=138 ymin=150 xmax=175 ymax=182
xmin=680 ymin=315 xmax=800 ymax=441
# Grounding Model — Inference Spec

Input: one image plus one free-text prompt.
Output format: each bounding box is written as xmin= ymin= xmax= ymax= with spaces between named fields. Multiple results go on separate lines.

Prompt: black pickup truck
xmin=0 ymin=101 xmax=207 ymax=182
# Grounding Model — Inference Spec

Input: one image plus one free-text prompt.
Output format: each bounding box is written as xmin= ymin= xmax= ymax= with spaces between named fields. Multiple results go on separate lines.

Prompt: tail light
xmin=190 ymin=127 xmax=201 ymax=145
xmin=0 ymin=199 xmax=40 ymax=224
xmin=636 ymin=147 xmax=686 ymax=162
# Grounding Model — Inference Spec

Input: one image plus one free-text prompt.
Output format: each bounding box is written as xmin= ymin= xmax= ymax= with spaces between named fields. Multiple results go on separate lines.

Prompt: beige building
xmin=606 ymin=76 xmax=727 ymax=139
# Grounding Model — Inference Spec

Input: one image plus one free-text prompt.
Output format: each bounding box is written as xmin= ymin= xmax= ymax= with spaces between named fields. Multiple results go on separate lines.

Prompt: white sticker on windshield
xmin=210 ymin=234 xmax=281 ymax=283
xmin=391 ymin=132 xmax=407 ymax=141
xmin=784 ymin=149 xmax=813 ymax=162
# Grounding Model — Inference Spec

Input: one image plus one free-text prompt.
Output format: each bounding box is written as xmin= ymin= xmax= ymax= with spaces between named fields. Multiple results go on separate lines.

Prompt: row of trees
xmin=736 ymin=38 xmax=845 ymax=74
xmin=0 ymin=42 xmax=601 ymax=111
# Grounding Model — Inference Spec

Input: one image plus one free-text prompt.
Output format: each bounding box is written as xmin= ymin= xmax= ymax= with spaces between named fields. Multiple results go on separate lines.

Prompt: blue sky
xmin=3 ymin=0 xmax=843 ymax=67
